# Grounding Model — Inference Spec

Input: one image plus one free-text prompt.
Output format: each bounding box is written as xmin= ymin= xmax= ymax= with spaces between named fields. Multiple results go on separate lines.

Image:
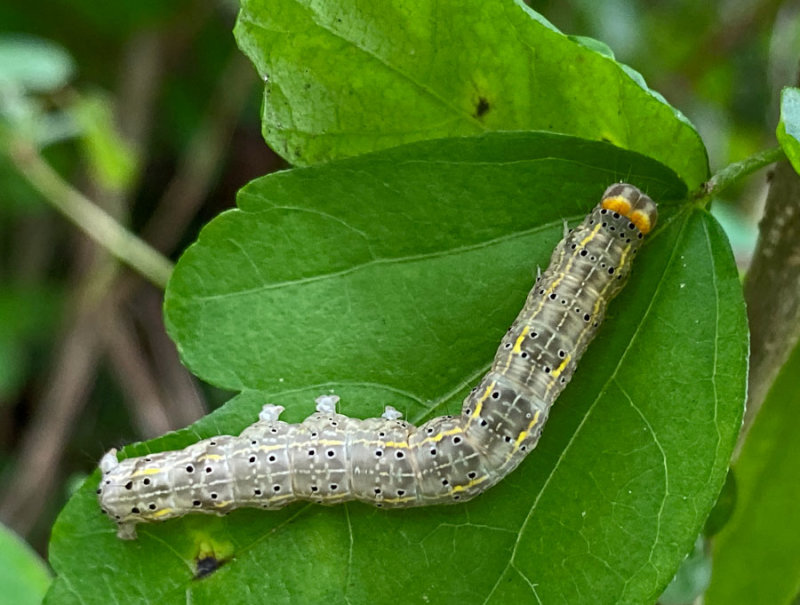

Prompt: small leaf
xmin=234 ymin=0 xmax=708 ymax=187
xmin=0 ymin=34 xmax=75 ymax=94
xmin=71 ymin=92 xmax=139 ymax=191
xmin=0 ymin=35 xmax=75 ymax=139
xmin=48 ymin=133 xmax=746 ymax=604
xmin=705 ymin=335 xmax=800 ymax=605
xmin=0 ymin=522 xmax=52 ymax=605
xmin=776 ymin=87 xmax=800 ymax=175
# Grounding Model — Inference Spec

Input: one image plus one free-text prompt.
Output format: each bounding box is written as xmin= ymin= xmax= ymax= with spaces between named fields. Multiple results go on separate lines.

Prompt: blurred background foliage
xmin=0 ymin=0 xmax=796 ymax=596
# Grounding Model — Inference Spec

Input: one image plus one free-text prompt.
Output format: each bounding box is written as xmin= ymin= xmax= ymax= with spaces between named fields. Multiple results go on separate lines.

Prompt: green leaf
xmin=47 ymin=133 xmax=745 ymax=605
xmin=234 ymin=0 xmax=708 ymax=188
xmin=777 ymin=87 xmax=800 ymax=175
xmin=0 ymin=35 xmax=76 ymax=140
xmin=0 ymin=522 xmax=52 ymax=605
xmin=705 ymin=332 xmax=800 ymax=605
xmin=0 ymin=34 xmax=75 ymax=94
xmin=71 ymin=92 xmax=139 ymax=191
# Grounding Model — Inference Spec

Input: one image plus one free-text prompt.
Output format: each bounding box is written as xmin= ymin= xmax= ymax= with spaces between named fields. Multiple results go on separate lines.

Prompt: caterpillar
xmin=98 ymin=183 xmax=657 ymax=540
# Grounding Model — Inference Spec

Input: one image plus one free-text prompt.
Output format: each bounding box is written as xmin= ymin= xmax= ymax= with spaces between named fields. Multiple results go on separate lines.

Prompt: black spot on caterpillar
xmin=98 ymin=183 xmax=657 ymax=539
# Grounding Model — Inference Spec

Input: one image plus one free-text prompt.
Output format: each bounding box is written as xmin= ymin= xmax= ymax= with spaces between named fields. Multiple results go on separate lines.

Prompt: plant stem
xmin=740 ymin=160 xmax=800 ymax=451
xmin=5 ymin=138 xmax=174 ymax=289
xmin=695 ymin=145 xmax=786 ymax=202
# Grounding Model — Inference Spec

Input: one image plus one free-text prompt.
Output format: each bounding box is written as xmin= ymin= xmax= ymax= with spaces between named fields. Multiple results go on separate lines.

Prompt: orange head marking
xmin=629 ymin=209 xmax=653 ymax=234
xmin=600 ymin=183 xmax=658 ymax=235
xmin=601 ymin=195 xmax=632 ymax=216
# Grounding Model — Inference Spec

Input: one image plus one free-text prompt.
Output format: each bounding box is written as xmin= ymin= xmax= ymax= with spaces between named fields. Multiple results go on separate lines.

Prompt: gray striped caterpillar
xmin=98 ymin=183 xmax=657 ymax=540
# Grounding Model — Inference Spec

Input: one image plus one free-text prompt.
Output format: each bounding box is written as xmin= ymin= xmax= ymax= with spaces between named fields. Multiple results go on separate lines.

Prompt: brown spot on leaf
xmin=195 ymin=555 xmax=226 ymax=579
xmin=475 ymin=97 xmax=490 ymax=118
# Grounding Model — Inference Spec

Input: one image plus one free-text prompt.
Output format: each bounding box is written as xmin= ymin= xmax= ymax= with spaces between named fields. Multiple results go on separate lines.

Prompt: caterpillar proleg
xmin=98 ymin=183 xmax=657 ymax=540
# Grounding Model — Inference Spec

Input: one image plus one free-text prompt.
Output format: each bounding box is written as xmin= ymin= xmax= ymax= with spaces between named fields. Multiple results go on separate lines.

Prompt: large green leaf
xmin=46 ymin=133 xmax=745 ymax=604
xmin=705 ymin=334 xmax=800 ymax=605
xmin=0 ymin=522 xmax=52 ymax=605
xmin=234 ymin=0 xmax=708 ymax=188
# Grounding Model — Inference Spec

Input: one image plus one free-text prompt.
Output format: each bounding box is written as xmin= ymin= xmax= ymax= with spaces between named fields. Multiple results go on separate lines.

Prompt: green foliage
xmin=705 ymin=337 xmax=800 ymax=605
xmin=48 ymin=133 xmax=746 ymax=604
xmin=0 ymin=34 xmax=79 ymax=147
xmin=40 ymin=1 xmax=758 ymax=604
xmin=0 ymin=522 xmax=52 ymax=605
xmin=0 ymin=35 xmax=138 ymax=183
xmin=164 ymin=134 xmax=685 ymax=393
xmin=777 ymin=87 xmax=800 ymax=175
xmin=234 ymin=0 xmax=708 ymax=188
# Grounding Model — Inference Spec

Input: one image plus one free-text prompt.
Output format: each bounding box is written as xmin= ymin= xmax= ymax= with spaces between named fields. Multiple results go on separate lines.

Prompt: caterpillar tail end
xmin=100 ymin=448 xmax=120 ymax=473
xmin=601 ymin=183 xmax=658 ymax=234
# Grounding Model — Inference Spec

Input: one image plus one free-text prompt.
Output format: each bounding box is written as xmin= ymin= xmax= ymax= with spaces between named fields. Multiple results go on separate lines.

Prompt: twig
xmin=740 ymin=160 xmax=800 ymax=450
xmin=693 ymin=146 xmax=786 ymax=203
xmin=141 ymin=51 xmax=258 ymax=251
xmin=4 ymin=139 xmax=173 ymax=289
xmin=116 ymin=30 xmax=164 ymax=153
xmin=103 ymin=310 xmax=175 ymax=438
xmin=0 ymin=281 xmax=110 ymax=532
xmin=0 ymin=30 xmax=169 ymax=538
xmin=132 ymin=287 xmax=208 ymax=427
xmin=2 ymin=23 xmax=256 ymax=539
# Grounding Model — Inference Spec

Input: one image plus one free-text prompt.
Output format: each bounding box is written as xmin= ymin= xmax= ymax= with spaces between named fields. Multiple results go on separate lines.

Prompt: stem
xmin=5 ymin=138 xmax=174 ymax=289
xmin=694 ymin=145 xmax=786 ymax=202
xmin=740 ymin=160 xmax=800 ymax=453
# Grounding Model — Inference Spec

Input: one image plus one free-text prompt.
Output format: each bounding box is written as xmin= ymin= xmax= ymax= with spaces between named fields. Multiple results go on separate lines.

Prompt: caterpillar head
xmin=601 ymin=183 xmax=658 ymax=235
